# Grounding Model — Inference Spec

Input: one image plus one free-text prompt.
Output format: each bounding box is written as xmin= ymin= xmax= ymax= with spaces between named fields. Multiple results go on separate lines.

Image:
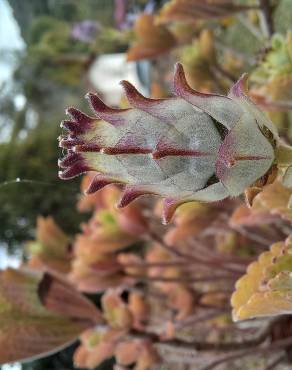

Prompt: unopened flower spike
xmin=59 ymin=63 xmax=279 ymax=223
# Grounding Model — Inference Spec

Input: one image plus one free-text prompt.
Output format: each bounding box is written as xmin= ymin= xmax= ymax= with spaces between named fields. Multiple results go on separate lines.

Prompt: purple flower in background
xmin=114 ymin=0 xmax=127 ymax=29
xmin=114 ymin=0 xmax=155 ymax=30
xmin=71 ymin=20 xmax=102 ymax=43
xmin=144 ymin=0 xmax=155 ymax=14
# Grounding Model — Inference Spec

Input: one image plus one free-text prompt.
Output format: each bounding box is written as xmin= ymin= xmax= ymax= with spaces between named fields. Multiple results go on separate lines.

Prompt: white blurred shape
xmin=88 ymin=53 xmax=145 ymax=106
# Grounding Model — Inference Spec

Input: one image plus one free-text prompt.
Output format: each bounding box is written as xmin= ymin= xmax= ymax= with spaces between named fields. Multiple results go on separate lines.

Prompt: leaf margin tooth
xmin=85 ymin=174 xmax=122 ymax=195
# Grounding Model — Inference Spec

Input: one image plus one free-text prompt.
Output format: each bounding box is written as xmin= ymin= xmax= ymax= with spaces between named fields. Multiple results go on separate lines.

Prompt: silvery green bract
xmin=58 ymin=64 xmax=278 ymax=223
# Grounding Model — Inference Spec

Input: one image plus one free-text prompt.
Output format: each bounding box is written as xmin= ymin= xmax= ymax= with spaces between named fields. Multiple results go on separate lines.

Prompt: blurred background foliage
xmin=0 ymin=0 xmax=148 ymax=251
xmin=1 ymin=0 xmax=292 ymax=369
xmin=3 ymin=0 xmax=291 ymax=251
xmin=0 ymin=1 xmax=149 ymax=365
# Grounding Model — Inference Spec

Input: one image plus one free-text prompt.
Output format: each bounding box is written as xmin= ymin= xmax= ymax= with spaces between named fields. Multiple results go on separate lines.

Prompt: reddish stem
xmin=125 ymin=272 xmax=236 ymax=284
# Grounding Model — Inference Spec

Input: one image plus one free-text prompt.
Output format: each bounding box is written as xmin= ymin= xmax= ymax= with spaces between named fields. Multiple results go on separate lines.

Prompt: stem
xmin=131 ymin=317 xmax=279 ymax=352
xmin=233 ymin=225 xmax=272 ymax=247
xmin=147 ymin=232 xmax=240 ymax=275
xmin=125 ymin=273 xmax=235 ymax=283
xmin=174 ymin=309 xmax=228 ymax=329
xmin=121 ymin=260 xmax=194 ymax=268
xmin=146 ymin=232 xmax=196 ymax=261
xmin=189 ymin=239 xmax=248 ymax=271
xmin=198 ymin=336 xmax=291 ymax=370
xmin=151 ymin=230 xmax=246 ymax=273
xmin=122 ymin=261 xmax=235 ymax=280
xmin=262 ymin=354 xmax=286 ymax=370
xmin=259 ymin=0 xmax=274 ymax=38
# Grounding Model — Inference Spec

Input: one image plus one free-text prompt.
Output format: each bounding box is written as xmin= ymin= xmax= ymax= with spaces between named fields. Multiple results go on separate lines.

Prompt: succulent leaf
xmin=59 ymin=64 xmax=277 ymax=222
xmin=0 ymin=268 xmax=100 ymax=364
xmin=231 ymin=237 xmax=292 ymax=321
xmin=252 ymin=181 xmax=292 ymax=222
xmin=27 ymin=216 xmax=72 ymax=276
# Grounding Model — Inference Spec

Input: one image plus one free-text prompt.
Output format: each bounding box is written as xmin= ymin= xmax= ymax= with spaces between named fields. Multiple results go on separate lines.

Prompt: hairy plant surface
xmin=58 ymin=64 xmax=278 ymax=223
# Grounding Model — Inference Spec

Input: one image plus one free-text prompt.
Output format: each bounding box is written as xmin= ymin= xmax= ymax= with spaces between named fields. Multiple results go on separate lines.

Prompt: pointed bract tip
xmin=85 ymin=175 xmax=117 ymax=194
xmin=162 ymin=197 xmax=183 ymax=224
xmin=120 ymin=79 xmax=139 ymax=97
xmin=65 ymin=107 xmax=72 ymax=116
xmin=174 ymin=62 xmax=188 ymax=84
xmin=61 ymin=120 xmax=82 ymax=135
xmin=85 ymin=92 xmax=127 ymax=119
xmin=174 ymin=62 xmax=184 ymax=73
xmin=85 ymin=92 xmax=108 ymax=114
xmin=229 ymin=73 xmax=249 ymax=98
xmin=59 ymin=136 xmax=84 ymax=149
xmin=120 ymin=79 xmax=154 ymax=109
xmin=58 ymin=152 xmax=82 ymax=169
xmin=174 ymin=62 xmax=211 ymax=101
xmin=117 ymin=186 xmax=146 ymax=208
xmin=84 ymin=92 xmax=97 ymax=102
xmin=58 ymin=162 xmax=91 ymax=180
xmin=66 ymin=107 xmax=92 ymax=122
xmin=173 ymin=62 xmax=195 ymax=98
xmin=119 ymin=79 xmax=132 ymax=88
xmin=173 ymin=62 xmax=185 ymax=84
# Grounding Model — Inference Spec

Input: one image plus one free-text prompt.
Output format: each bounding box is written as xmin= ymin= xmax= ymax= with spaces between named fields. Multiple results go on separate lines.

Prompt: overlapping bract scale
xmin=59 ymin=63 xmax=276 ymax=223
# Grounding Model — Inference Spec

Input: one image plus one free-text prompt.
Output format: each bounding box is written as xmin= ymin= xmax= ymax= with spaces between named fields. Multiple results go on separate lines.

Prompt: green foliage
xmin=0 ymin=125 xmax=84 ymax=249
xmin=274 ymin=0 xmax=292 ymax=34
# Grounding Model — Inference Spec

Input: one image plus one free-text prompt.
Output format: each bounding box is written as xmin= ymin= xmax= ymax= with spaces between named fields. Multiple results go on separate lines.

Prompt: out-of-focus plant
xmin=0 ymin=267 xmax=101 ymax=364
xmin=3 ymin=174 xmax=292 ymax=369
xmin=178 ymin=29 xmax=221 ymax=92
xmin=232 ymin=236 xmax=292 ymax=321
xmin=3 ymin=0 xmax=292 ymax=369
xmin=157 ymin=0 xmax=256 ymax=24
xmin=26 ymin=216 xmax=72 ymax=278
xmin=71 ymin=21 xmax=102 ymax=43
xmin=127 ymin=13 xmax=177 ymax=61
xmin=250 ymin=32 xmax=292 ymax=110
